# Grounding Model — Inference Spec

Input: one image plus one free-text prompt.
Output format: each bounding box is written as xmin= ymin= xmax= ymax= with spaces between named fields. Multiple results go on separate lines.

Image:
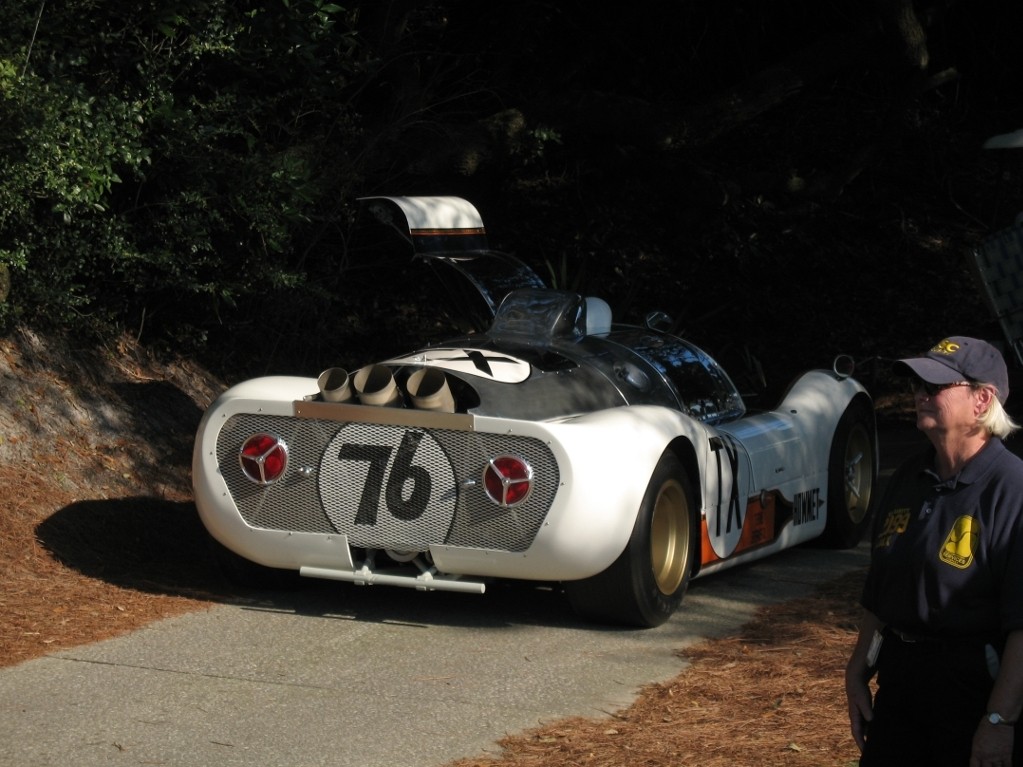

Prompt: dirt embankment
xmin=0 ymin=328 xmax=229 ymax=666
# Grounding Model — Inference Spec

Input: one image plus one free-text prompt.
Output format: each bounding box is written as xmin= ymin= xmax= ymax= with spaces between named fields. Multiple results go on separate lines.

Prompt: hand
xmin=845 ymin=676 xmax=873 ymax=752
xmin=970 ymin=719 xmax=1014 ymax=767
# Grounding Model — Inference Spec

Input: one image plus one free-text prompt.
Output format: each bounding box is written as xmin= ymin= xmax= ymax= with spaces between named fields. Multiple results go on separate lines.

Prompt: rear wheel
xmin=820 ymin=399 xmax=876 ymax=548
xmin=566 ymin=451 xmax=696 ymax=627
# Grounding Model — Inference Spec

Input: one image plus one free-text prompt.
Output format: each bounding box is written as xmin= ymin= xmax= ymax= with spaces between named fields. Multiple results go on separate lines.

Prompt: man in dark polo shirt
xmin=845 ymin=336 xmax=1023 ymax=766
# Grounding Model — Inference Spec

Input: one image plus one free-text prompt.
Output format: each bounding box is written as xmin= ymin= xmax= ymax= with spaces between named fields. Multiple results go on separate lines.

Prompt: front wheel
xmin=820 ymin=398 xmax=877 ymax=548
xmin=565 ymin=451 xmax=697 ymax=627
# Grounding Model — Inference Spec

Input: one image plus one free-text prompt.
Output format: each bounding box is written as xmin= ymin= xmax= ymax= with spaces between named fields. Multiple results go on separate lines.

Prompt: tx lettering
xmin=712 ymin=436 xmax=743 ymax=535
xmin=792 ymin=488 xmax=821 ymax=525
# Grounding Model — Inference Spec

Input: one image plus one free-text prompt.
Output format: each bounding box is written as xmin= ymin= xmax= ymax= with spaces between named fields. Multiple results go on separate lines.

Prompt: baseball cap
xmin=893 ymin=336 xmax=1010 ymax=403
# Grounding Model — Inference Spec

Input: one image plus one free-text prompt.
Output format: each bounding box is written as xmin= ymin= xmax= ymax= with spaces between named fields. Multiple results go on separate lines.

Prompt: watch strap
xmin=987 ymin=712 xmax=1017 ymax=726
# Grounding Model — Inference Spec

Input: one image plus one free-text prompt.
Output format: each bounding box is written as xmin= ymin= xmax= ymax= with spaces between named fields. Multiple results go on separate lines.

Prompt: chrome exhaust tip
xmin=353 ymin=364 xmax=403 ymax=407
xmin=317 ymin=367 xmax=352 ymax=402
xmin=406 ymin=367 xmax=456 ymax=413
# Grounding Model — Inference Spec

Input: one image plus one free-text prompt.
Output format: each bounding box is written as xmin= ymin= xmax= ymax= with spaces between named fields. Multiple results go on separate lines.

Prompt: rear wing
xmin=352 ymin=195 xmax=546 ymax=330
xmin=358 ymin=195 xmax=490 ymax=254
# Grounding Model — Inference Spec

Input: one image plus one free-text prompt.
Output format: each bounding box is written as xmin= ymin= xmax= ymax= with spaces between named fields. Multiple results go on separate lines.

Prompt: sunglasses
xmin=909 ymin=380 xmax=972 ymax=397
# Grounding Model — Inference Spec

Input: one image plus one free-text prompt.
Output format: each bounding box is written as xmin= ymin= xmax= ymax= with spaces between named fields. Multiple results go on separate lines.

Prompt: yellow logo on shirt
xmin=939 ymin=516 xmax=978 ymax=569
xmin=876 ymin=507 xmax=910 ymax=548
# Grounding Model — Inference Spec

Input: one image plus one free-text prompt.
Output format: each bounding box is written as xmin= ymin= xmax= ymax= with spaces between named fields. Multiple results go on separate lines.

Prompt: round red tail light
xmin=483 ymin=455 xmax=533 ymax=507
xmin=239 ymin=433 xmax=289 ymax=485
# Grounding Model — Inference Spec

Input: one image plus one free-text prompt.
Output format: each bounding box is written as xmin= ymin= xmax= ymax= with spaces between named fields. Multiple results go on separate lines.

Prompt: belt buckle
xmin=891 ymin=627 xmax=922 ymax=643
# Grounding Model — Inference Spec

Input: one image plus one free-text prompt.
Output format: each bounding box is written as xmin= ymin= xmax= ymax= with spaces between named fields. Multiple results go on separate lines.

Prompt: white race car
xmin=193 ymin=195 xmax=877 ymax=627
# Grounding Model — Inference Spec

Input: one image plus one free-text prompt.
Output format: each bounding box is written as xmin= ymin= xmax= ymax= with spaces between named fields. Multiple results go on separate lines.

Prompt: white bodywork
xmin=192 ymin=194 xmax=874 ymax=610
xmin=193 ymin=370 xmax=866 ymax=590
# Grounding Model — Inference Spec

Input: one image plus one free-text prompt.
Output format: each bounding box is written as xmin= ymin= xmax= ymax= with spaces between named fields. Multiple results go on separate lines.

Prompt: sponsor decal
xmin=700 ymin=492 xmax=777 ymax=565
xmin=939 ymin=515 xmax=979 ymax=569
xmin=792 ymin=487 xmax=821 ymax=525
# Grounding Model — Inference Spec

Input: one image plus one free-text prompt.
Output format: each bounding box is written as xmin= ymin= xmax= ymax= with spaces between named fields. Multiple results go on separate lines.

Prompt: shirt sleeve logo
xmin=939 ymin=515 xmax=979 ymax=569
xmin=875 ymin=507 xmax=910 ymax=548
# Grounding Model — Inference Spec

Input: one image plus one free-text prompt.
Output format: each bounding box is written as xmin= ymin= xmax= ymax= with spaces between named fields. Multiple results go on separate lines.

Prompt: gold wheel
xmin=823 ymin=400 xmax=876 ymax=548
xmin=650 ymin=478 xmax=692 ymax=596
xmin=843 ymin=422 xmax=874 ymax=525
xmin=565 ymin=452 xmax=696 ymax=626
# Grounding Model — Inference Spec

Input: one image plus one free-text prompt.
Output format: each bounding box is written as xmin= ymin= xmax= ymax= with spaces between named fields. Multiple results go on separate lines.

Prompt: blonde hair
xmin=976 ymin=387 xmax=1021 ymax=439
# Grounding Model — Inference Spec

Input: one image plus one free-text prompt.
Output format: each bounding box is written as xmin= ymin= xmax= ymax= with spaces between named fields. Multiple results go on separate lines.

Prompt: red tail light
xmin=239 ymin=433 xmax=289 ymax=485
xmin=483 ymin=455 xmax=533 ymax=507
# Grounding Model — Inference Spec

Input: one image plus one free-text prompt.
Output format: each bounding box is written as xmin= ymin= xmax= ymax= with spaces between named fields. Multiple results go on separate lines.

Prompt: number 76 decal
xmin=320 ymin=425 xmax=456 ymax=538
xmin=338 ymin=432 xmax=432 ymax=523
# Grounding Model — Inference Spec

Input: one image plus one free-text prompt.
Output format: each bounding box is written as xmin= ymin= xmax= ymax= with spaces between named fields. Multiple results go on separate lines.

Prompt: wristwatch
xmin=986 ymin=712 xmax=1017 ymax=726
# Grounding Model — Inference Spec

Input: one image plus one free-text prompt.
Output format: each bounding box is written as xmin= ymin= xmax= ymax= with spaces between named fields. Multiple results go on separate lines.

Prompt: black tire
xmin=565 ymin=451 xmax=697 ymax=627
xmin=820 ymin=398 xmax=877 ymax=548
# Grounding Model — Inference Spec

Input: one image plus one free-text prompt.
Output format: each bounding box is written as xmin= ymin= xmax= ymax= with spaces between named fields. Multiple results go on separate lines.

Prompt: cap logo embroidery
xmin=930 ymin=339 xmax=961 ymax=356
xmin=932 ymin=339 xmax=961 ymax=357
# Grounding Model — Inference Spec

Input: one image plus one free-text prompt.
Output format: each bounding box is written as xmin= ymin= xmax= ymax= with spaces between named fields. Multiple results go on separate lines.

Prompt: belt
xmin=886 ymin=627 xmax=991 ymax=645
xmin=888 ymin=627 xmax=935 ymax=643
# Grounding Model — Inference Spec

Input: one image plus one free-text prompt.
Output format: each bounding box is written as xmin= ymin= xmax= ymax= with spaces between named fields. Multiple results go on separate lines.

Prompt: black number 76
xmin=337 ymin=431 xmax=433 ymax=524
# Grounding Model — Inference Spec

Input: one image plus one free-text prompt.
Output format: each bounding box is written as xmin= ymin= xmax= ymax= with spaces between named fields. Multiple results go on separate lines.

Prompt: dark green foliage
xmin=0 ymin=0 xmax=363 ymax=340
xmin=0 ymin=0 xmax=1020 ymax=385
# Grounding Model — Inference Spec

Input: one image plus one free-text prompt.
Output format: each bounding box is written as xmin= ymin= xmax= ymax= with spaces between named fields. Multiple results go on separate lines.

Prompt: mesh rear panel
xmin=217 ymin=414 xmax=559 ymax=552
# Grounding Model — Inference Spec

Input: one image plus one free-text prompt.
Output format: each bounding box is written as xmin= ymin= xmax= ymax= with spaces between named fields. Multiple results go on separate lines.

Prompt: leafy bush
xmin=0 ymin=0 xmax=363 ymax=343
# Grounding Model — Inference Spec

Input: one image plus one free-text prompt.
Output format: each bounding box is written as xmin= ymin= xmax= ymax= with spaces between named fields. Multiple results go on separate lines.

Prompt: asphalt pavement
xmin=0 ymin=427 xmax=929 ymax=767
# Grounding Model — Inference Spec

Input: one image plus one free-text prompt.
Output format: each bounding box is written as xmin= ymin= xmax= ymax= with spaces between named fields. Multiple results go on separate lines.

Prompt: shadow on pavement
xmin=34 ymin=495 xmax=601 ymax=630
xmin=40 ymin=425 xmax=1008 ymax=633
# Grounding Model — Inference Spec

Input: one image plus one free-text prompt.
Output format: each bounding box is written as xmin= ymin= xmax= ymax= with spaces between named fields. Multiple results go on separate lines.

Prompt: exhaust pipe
xmin=353 ymin=364 xmax=403 ymax=407
xmin=317 ymin=367 xmax=352 ymax=402
xmin=406 ymin=367 xmax=456 ymax=413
